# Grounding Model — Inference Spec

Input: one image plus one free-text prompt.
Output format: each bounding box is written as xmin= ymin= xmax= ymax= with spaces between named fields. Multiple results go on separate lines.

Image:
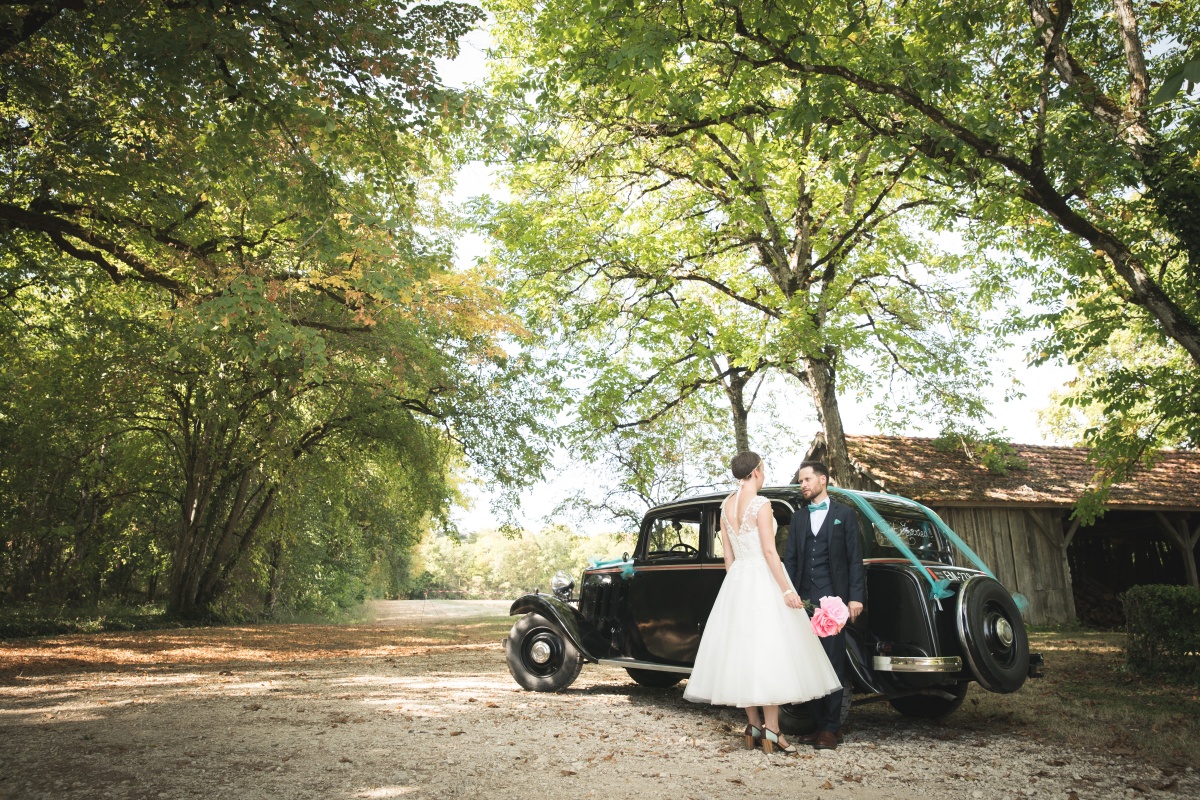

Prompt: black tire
xmin=888 ymin=682 xmax=970 ymax=719
xmin=505 ymin=613 xmax=583 ymax=692
xmin=625 ymin=668 xmax=685 ymax=688
xmin=777 ymin=680 xmax=852 ymax=735
xmin=956 ymin=576 xmax=1030 ymax=694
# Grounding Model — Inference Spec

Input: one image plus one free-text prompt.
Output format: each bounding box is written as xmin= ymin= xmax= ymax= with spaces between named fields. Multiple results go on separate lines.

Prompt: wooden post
xmin=1153 ymin=511 xmax=1200 ymax=589
xmin=1063 ymin=518 xmax=1082 ymax=550
xmin=1022 ymin=508 xmax=1079 ymax=622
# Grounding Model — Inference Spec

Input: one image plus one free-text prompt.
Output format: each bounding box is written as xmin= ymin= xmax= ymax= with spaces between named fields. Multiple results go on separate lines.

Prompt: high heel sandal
xmin=743 ymin=724 xmax=763 ymax=749
xmin=762 ymin=727 xmax=797 ymax=755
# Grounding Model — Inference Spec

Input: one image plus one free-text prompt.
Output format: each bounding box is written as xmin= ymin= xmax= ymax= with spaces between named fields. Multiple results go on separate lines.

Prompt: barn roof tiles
xmin=814 ymin=434 xmax=1200 ymax=509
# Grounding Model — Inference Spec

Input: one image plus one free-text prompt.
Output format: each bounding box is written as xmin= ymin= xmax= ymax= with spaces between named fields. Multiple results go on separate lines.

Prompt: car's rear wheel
xmin=625 ymin=668 xmax=685 ymax=688
xmin=888 ymin=682 xmax=970 ymax=719
xmin=956 ymin=577 xmax=1030 ymax=693
xmin=777 ymin=680 xmax=852 ymax=735
xmin=505 ymin=612 xmax=583 ymax=692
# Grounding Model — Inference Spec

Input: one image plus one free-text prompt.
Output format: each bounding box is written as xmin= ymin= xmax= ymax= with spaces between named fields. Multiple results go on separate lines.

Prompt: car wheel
xmin=888 ymin=682 xmax=970 ymax=719
xmin=625 ymin=668 xmax=685 ymax=688
xmin=956 ymin=576 xmax=1030 ymax=694
xmin=505 ymin=612 xmax=583 ymax=692
xmin=777 ymin=680 xmax=852 ymax=735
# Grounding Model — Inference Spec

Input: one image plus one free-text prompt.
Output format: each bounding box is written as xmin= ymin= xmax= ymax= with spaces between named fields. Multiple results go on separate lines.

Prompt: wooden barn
xmin=800 ymin=434 xmax=1200 ymax=626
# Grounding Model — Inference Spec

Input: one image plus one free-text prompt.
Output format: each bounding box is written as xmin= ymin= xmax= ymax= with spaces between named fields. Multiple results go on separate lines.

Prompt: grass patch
xmin=853 ymin=628 xmax=1200 ymax=768
xmin=0 ymin=599 xmax=403 ymax=641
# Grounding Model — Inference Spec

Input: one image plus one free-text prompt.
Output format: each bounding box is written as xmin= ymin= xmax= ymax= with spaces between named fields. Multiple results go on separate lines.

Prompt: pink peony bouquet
xmin=809 ymin=595 xmax=850 ymax=637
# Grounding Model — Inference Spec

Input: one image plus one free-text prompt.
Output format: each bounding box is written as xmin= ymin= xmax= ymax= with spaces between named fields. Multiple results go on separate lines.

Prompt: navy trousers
xmin=809 ymin=625 xmax=846 ymax=732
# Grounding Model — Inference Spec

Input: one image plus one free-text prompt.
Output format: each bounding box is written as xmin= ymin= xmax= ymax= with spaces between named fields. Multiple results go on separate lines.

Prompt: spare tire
xmin=956 ymin=576 xmax=1029 ymax=693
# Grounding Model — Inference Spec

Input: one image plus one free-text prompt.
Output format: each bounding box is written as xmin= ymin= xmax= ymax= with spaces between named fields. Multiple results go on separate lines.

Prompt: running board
xmin=597 ymin=658 xmax=692 ymax=674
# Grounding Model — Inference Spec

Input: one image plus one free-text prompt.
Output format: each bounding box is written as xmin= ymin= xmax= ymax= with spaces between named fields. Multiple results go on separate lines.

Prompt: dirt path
xmin=0 ymin=609 xmax=1192 ymax=800
xmin=367 ymin=600 xmax=511 ymax=624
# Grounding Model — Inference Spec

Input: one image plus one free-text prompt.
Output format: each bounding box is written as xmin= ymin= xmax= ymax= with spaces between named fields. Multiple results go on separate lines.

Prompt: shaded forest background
xmin=2 ymin=1 xmax=1197 ymax=624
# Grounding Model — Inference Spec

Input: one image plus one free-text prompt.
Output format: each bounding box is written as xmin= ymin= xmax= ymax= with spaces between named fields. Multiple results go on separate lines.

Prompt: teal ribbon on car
xmin=922 ymin=508 xmax=1032 ymax=615
xmin=829 ymin=489 xmax=953 ymax=602
xmin=829 ymin=488 xmax=1030 ymax=614
xmin=588 ymin=555 xmax=635 ymax=579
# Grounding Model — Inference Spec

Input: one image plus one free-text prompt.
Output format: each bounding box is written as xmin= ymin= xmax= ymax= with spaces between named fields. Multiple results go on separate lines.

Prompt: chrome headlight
xmin=551 ymin=570 xmax=575 ymax=599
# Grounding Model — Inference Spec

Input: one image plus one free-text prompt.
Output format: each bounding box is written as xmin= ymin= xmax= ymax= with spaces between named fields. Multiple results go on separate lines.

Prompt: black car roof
xmin=648 ymin=485 xmax=936 ymax=520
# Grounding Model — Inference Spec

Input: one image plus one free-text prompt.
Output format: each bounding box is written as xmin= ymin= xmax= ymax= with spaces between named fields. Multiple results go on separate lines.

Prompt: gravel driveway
xmin=367 ymin=599 xmax=511 ymax=624
xmin=0 ymin=607 xmax=1192 ymax=800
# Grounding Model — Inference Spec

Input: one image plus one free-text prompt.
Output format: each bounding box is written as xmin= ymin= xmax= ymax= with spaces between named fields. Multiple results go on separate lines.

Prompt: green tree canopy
xmin=0 ymin=2 xmax=555 ymax=616
xmin=486 ymin=0 xmax=999 ymax=483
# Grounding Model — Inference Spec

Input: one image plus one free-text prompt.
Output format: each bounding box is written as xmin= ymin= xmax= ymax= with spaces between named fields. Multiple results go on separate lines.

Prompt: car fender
xmin=509 ymin=594 xmax=611 ymax=662
xmin=844 ymin=627 xmax=887 ymax=695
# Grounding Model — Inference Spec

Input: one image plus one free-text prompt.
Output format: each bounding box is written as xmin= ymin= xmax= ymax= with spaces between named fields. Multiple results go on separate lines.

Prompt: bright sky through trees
xmin=435 ymin=25 xmax=1074 ymax=536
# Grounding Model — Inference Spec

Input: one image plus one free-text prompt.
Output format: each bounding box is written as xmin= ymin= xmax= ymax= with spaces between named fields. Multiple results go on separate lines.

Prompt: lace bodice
xmin=721 ymin=493 xmax=768 ymax=562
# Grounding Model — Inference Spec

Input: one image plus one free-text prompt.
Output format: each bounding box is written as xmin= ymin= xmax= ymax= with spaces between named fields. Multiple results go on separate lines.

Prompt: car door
xmin=626 ymin=504 xmax=717 ymax=665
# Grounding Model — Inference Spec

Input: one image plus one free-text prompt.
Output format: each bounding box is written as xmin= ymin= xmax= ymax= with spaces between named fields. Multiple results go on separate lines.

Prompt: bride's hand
xmin=784 ymin=593 xmax=805 ymax=609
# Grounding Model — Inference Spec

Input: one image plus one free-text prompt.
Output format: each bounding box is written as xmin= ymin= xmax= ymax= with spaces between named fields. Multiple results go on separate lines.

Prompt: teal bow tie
xmin=808 ymin=501 xmax=828 ymax=511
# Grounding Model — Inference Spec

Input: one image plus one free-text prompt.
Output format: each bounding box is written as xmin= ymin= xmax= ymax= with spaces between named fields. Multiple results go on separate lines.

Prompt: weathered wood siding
xmin=934 ymin=506 xmax=1077 ymax=626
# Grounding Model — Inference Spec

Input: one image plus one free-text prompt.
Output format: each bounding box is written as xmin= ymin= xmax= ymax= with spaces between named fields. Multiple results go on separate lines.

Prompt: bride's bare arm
xmin=757 ymin=502 xmax=803 ymax=607
xmin=720 ymin=521 xmax=733 ymax=571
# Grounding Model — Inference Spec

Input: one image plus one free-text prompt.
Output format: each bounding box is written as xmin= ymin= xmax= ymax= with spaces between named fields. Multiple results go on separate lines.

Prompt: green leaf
xmin=1150 ymin=58 xmax=1199 ymax=105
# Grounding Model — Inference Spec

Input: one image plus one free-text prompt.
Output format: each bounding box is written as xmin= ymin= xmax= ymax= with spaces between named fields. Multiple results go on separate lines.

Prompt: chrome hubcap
xmin=994 ymin=615 xmax=1014 ymax=648
xmin=529 ymin=640 xmax=552 ymax=665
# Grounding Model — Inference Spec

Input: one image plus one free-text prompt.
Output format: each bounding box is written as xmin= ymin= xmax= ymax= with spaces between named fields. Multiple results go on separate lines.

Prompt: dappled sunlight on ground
xmin=1 ymin=617 xmax=1195 ymax=800
xmin=0 ymin=620 xmax=510 ymax=677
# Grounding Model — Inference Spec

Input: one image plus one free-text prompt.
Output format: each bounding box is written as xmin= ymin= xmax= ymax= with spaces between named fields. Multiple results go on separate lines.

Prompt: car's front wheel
xmin=888 ymin=682 xmax=970 ymax=719
xmin=625 ymin=668 xmax=685 ymax=688
xmin=505 ymin=612 xmax=583 ymax=692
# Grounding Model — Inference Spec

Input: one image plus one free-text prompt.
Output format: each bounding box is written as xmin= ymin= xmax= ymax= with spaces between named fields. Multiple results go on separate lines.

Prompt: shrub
xmin=1121 ymin=584 xmax=1200 ymax=681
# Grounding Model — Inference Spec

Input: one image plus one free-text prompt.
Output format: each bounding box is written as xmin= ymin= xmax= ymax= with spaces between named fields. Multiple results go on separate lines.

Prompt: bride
xmin=683 ymin=451 xmax=842 ymax=753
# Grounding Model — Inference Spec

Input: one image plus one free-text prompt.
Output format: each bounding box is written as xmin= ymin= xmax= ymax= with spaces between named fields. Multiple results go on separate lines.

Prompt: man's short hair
xmin=798 ymin=460 xmax=829 ymax=480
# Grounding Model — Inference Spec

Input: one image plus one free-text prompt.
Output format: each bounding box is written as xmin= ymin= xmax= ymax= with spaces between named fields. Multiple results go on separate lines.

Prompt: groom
xmin=783 ymin=461 xmax=865 ymax=750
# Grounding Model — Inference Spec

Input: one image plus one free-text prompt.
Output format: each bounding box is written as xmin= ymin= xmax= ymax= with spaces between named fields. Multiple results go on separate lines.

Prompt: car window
xmin=771 ymin=503 xmax=792 ymax=557
xmin=643 ymin=513 xmax=702 ymax=560
xmin=868 ymin=515 xmax=948 ymax=561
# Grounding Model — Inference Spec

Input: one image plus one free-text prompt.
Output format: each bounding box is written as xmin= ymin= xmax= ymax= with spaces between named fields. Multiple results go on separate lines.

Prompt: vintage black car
xmin=504 ymin=486 xmax=1043 ymax=731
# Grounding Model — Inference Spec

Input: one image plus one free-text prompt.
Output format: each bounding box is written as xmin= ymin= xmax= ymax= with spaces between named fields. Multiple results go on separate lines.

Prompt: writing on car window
xmin=872 ymin=518 xmax=940 ymax=554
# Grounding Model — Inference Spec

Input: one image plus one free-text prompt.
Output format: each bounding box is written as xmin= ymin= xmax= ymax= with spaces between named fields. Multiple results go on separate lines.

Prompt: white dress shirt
xmin=808 ymin=499 xmax=829 ymax=535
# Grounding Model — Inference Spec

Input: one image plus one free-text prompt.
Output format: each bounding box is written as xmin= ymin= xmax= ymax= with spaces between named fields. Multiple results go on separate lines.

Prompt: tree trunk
xmin=264 ymin=539 xmax=285 ymax=612
xmin=802 ymin=354 xmax=854 ymax=486
xmin=721 ymin=367 xmax=753 ymax=453
xmin=1156 ymin=512 xmax=1200 ymax=589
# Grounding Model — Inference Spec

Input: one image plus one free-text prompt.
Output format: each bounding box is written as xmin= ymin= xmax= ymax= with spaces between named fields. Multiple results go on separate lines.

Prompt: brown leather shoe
xmin=813 ymin=730 xmax=839 ymax=750
xmin=799 ymin=728 xmax=844 ymax=745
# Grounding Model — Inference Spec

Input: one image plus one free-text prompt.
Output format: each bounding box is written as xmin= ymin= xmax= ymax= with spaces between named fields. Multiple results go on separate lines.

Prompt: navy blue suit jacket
xmin=784 ymin=497 xmax=866 ymax=605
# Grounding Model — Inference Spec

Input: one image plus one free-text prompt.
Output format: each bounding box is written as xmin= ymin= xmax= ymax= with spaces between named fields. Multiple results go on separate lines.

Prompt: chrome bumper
xmin=873 ymin=655 xmax=962 ymax=673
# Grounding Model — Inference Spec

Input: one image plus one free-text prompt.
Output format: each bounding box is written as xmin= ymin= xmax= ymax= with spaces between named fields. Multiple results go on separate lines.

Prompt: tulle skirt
xmin=683 ymin=557 xmax=843 ymax=707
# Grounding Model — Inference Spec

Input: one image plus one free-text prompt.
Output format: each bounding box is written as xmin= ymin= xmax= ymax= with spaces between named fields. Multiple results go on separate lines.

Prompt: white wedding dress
xmin=683 ymin=493 xmax=843 ymax=707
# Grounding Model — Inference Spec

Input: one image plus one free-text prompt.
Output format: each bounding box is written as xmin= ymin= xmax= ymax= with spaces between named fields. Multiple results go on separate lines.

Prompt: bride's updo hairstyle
xmin=730 ymin=451 xmax=762 ymax=481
